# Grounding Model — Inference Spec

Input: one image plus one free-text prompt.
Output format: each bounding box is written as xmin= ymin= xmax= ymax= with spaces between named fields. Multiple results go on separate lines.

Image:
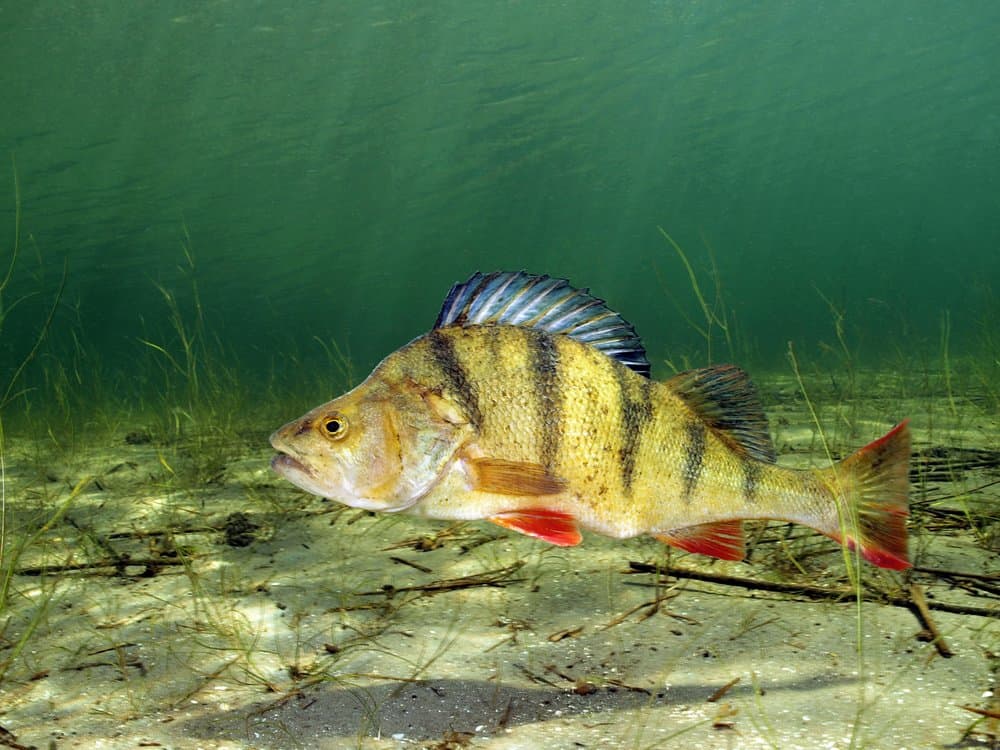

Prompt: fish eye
xmin=320 ymin=414 xmax=348 ymax=440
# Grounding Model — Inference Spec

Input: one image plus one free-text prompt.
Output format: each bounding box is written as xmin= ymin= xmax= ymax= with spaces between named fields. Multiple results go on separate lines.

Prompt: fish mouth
xmin=269 ymin=451 xmax=412 ymax=512
xmin=270 ymin=452 xmax=314 ymax=478
xmin=269 ymin=427 xmax=314 ymax=478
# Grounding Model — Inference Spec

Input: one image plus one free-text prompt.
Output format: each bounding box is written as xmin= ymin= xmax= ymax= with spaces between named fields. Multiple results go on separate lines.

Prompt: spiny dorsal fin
xmin=435 ymin=271 xmax=650 ymax=377
xmin=666 ymin=365 xmax=776 ymax=463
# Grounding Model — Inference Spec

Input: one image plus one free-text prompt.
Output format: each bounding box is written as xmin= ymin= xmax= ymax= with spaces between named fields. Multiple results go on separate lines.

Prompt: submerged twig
xmin=625 ymin=561 xmax=998 ymax=618
xmin=961 ymin=705 xmax=1000 ymax=719
xmin=908 ymin=583 xmax=953 ymax=658
xmin=17 ymin=556 xmax=184 ymax=577
xmin=600 ymin=585 xmax=694 ymax=630
xmin=357 ymin=562 xmax=525 ymax=597
xmin=707 ymin=676 xmax=741 ymax=703
xmin=547 ymin=626 xmax=583 ymax=642
xmin=381 ymin=523 xmax=497 ymax=553
xmin=0 ymin=724 xmax=34 ymax=750
xmin=914 ymin=565 xmax=1000 ymax=601
xmin=389 ymin=555 xmax=433 ymax=574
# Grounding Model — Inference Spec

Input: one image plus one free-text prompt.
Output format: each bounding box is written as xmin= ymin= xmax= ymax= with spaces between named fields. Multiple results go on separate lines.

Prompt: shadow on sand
xmin=181 ymin=672 xmax=860 ymax=746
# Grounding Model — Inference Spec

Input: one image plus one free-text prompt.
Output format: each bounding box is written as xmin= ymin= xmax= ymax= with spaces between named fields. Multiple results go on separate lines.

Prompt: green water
xmin=2 ymin=6 xmax=999 ymax=748
xmin=2 ymin=1 xmax=999 ymax=413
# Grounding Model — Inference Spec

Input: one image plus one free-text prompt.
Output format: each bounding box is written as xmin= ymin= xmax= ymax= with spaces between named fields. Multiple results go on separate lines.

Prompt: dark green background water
xmin=2 ymin=2 xmax=998 ymax=407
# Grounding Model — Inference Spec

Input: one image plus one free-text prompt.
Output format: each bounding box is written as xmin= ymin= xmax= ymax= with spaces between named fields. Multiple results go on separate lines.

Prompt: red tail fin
xmin=826 ymin=420 xmax=911 ymax=569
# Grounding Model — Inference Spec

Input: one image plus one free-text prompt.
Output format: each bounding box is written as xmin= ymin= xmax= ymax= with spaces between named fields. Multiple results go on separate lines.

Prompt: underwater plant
xmin=655 ymin=226 xmax=743 ymax=371
xmin=133 ymin=227 xmax=255 ymax=484
xmin=971 ymin=285 xmax=1000 ymax=413
xmin=0 ymin=158 xmax=74 ymax=684
xmin=0 ymin=160 xmax=66 ymax=419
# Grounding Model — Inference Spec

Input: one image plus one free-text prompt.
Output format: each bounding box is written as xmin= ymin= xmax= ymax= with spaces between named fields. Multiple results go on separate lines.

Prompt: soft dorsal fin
xmin=666 ymin=365 xmax=776 ymax=462
xmin=435 ymin=271 xmax=651 ymax=377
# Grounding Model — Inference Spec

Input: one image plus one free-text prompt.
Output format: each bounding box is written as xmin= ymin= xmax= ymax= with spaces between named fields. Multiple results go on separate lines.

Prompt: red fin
xmin=468 ymin=457 xmax=567 ymax=496
xmin=827 ymin=420 xmax=911 ymax=570
xmin=490 ymin=510 xmax=582 ymax=546
xmin=655 ymin=521 xmax=745 ymax=561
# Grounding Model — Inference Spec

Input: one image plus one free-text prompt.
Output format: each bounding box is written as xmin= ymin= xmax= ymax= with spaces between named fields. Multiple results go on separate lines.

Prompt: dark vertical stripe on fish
xmin=486 ymin=323 xmax=505 ymax=366
xmin=681 ymin=420 xmax=707 ymax=502
xmin=528 ymin=330 xmax=562 ymax=472
xmin=742 ymin=457 xmax=763 ymax=505
xmin=427 ymin=329 xmax=482 ymax=429
xmin=614 ymin=364 xmax=653 ymax=495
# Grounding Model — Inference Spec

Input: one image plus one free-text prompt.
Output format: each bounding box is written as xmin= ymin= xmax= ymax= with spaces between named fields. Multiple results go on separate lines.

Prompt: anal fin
xmin=467 ymin=457 xmax=567 ymax=496
xmin=490 ymin=510 xmax=582 ymax=546
xmin=655 ymin=521 xmax=745 ymax=561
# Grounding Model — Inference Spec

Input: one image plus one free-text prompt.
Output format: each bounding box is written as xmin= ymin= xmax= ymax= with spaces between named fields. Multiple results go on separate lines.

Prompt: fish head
xmin=269 ymin=376 xmax=470 ymax=512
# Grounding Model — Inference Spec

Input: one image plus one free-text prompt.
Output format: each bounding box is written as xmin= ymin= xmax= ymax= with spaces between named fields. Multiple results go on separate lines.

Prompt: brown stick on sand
xmin=625 ymin=561 xmax=998 ymax=618
xmin=908 ymin=582 xmax=953 ymax=658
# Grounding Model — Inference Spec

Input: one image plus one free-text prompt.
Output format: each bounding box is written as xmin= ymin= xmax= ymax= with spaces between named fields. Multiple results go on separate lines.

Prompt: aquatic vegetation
xmin=813 ymin=287 xmax=863 ymax=441
xmin=0 ymin=477 xmax=87 ymax=683
xmin=0 ymin=162 xmax=66 ymax=420
xmin=971 ymin=284 xmax=1000 ymax=414
xmin=138 ymin=227 xmax=227 ymax=421
xmin=133 ymin=231 xmax=255 ymax=486
xmin=655 ymin=226 xmax=742 ymax=370
xmin=311 ymin=333 xmax=356 ymax=395
xmin=0 ymin=162 xmax=77 ymax=688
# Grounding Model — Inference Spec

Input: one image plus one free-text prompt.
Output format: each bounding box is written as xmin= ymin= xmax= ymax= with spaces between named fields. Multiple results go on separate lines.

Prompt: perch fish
xmin=270 ymin=271 xmax=910 ymax=568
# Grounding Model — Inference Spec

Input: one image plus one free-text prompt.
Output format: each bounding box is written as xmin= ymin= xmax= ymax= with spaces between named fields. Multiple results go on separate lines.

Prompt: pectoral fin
xmin=490 ymin=509 xmax=582 ymax=546
xmin=467 ymin=457 xmax=567 ymax=496
xmin=655 ymin=521 xmax=745 ymax=561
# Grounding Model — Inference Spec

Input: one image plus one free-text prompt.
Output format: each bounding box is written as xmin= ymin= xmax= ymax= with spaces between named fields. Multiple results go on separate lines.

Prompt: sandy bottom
xmin=1 ymin=373 xmax=997 ymax=749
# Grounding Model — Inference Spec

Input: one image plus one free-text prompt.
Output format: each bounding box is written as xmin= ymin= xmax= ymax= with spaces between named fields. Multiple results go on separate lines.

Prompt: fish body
xmin=271 ymin=272 xmax=910 ymax=569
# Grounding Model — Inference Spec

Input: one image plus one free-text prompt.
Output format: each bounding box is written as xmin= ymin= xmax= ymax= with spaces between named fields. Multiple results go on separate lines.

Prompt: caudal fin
xmin=825 ymin=420 xmax=911 ymax=569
